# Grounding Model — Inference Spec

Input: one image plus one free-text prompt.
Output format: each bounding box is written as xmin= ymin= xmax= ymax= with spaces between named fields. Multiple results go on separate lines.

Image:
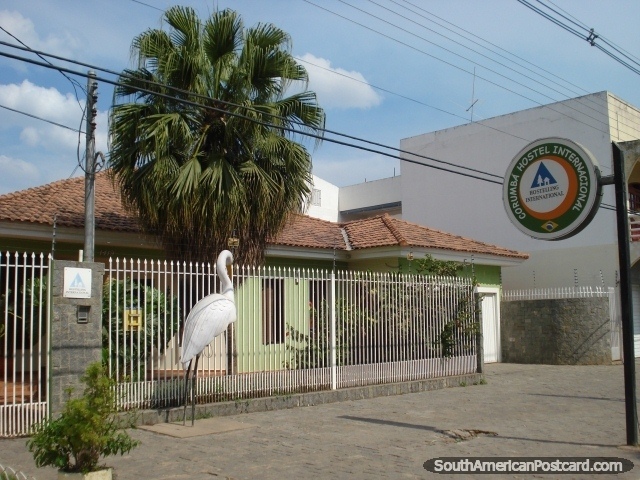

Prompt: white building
xmin=308 ymin=92 xmax=639 ymax=290
xmin=399 ymin=91 xmax=640 ymax=290
xmin=307 ymin=92 xmax=640 ymax=358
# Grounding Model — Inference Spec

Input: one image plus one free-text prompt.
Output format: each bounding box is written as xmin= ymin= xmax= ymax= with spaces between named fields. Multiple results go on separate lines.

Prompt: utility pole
xmin=84 ymin=71 xmax=98 ymax=262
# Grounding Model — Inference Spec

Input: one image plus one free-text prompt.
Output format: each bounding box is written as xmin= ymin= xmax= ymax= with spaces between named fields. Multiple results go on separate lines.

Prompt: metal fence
xmin=1 ymin=252 xmax=50 ymax=437
xmin=105 ymin=258 xmax=478 ymax=410
xmin=0 ymin=463 xmax=36 ymax=480
xmin=502 ymin=286 xmax=613 ymax=300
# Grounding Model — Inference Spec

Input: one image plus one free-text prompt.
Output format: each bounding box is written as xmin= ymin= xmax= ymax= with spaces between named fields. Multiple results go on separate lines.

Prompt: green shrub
xmin=26 ymin=363 xmax=139 ymax=473
xmin=102 ymin=279 xmax=180 ymax=381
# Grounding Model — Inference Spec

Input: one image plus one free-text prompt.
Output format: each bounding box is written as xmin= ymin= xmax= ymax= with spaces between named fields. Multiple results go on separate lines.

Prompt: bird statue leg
xmin=182 ymin=359 xmax=193 ymax=426
xmin=191 ymin=354 xmax=200 ymax=426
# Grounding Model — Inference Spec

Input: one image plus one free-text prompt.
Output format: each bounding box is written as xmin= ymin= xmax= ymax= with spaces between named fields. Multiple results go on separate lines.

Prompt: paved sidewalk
xmin=2 ymin=362 xmax=640 ymax=479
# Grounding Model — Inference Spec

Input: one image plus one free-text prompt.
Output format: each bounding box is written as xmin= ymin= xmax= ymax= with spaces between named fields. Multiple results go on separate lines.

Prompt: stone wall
xmin=501 ymin=297 xmax=611 ymax=365
xmin=50 ymin=260 xmax=104 ymax=414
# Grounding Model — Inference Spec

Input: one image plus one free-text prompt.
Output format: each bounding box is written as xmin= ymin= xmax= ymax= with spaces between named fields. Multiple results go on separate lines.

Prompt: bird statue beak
xmin=227 ymin=264 xmax=233 ymax=281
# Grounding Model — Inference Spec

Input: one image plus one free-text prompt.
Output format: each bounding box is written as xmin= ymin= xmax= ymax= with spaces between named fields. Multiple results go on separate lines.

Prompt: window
xmin=262 ymin=278 xmax=284 ymax=344
xmin=310 ymin=188 xmax=321 ymax=206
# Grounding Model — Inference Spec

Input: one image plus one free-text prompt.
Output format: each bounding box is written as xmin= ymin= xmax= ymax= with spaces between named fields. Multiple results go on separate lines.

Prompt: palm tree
xmin=108 ymin=6 xmax=325 ymax=265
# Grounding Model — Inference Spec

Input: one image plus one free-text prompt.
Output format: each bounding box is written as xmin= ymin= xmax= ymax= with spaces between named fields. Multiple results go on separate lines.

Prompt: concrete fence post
xmin=49 ymin=260 xmax=104 ymax=415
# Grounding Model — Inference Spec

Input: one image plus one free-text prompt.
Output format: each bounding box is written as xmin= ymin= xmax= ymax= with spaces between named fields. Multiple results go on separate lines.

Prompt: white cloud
xmin=0 ymin=80 xmax=95 ymax=151
xmin=297 ymin=53 xmax=383 ymax=110
xmin=19 ymin=126 xmax=39 ymax=145
xmin=0 ymin=154 xmax=41 ymax=193
xmin=0 ymin=80 xmax=107 ymax=194
xmin=0 ymin=10 xmax=79 ymax=58
xmin=0 ymin=80 xmax=81 ymax=124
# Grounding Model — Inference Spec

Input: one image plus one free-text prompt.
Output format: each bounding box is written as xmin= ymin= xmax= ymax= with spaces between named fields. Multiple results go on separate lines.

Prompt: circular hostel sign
xmin=503 ymin=137 xmax=602 ymax=240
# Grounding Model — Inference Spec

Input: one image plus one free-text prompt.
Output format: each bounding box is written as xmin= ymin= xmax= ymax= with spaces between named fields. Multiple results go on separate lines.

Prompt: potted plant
xmin=26 ymin=362 xmax=139 ymax=479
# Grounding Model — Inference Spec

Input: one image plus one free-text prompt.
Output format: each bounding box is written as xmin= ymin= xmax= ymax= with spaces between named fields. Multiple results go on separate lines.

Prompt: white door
xmin=479 ymin=289 xmax=500 ymax=363
xmin=631 ymin=284 xmax=640 ymax=357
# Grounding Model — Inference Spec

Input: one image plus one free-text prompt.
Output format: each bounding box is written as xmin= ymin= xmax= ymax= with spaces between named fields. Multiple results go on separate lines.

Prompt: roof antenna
xmin=466 ymin=67 xmax=479 ymax=122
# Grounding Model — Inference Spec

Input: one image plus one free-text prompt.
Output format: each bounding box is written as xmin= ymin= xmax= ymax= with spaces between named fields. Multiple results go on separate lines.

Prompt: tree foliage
xmin=414 ymin=254 xmax=464 ymax=277
xmin=109 ymin=6 xmax=325 ymax=265
xmin=102 ymin=278 xmax=180 ymax=381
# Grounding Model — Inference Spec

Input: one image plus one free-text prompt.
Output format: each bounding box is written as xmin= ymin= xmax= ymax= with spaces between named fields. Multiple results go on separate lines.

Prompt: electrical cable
xmin=119 ymin=0 xmax=640 ymax=137
xmin=0 ymin=48 xmax=505 ymax=186
xmin=362 ymin=0 xmax=595 ymax=112
xmin=128 ymin=0 xmax=163 ymax=12
xmin=385 ymin=0 xmax=632 ymax=134
xmin=396 ymin=0 xmax=591 ymax=99
xmin=539 ymin=0 xmax=640 ymax=70
xmin=0 ymin=25 xmax=89 ymax=181
xmin=310 ymin=0 xmax=638 ymax=139
xmin=0 ymin=26 xmax=86 ymax=108
xmin=0 ymin=41 xmax=506 ymax=180
xmin=295 ymin=56 xmax=531 ymax=144
xmin=517 ymin=0 xmax=640 ymax=77
xmin=1 ymin=47 xmax=621 ymax=216
xmin=0 ymin=103 xmax=83 ymax=133
xmin=0 ymin=30 xmax=624 ymax=213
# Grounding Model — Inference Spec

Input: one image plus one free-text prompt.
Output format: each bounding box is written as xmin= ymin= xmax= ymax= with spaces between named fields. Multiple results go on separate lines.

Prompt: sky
xmin=0 ymin=0 xmax=639 ymax=195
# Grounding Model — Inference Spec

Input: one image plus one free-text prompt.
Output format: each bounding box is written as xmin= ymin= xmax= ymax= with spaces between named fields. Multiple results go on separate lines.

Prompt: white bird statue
xmin=180 ymin=249 xmax=237 ymax=425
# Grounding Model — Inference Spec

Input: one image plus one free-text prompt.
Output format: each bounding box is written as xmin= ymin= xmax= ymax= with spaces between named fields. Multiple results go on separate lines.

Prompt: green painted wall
xmin=346 ymin=257 xmax=502 ymax=287
xmin=264 ymin=257 xmax=345 ymax=270
xmin=0 ymin=238 xmax=163 ymax=262
xmin=235 ymin=277 xmax=312 ymax=373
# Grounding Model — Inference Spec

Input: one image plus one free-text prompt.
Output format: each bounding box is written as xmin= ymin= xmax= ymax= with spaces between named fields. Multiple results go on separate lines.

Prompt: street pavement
xmin=2 ymin=361 xmax=640 ymax=479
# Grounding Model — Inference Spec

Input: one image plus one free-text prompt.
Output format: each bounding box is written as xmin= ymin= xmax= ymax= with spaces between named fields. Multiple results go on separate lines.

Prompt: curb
xmin=125 ymin=372 xmax=483 ymax=426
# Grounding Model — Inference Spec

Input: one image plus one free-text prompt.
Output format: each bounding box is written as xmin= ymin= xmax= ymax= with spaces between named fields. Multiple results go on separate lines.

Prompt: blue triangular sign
xmin=70 ymin=273 xmax=85 ymax=289
xmin=530 ymin=162 xmax=557 ymax=188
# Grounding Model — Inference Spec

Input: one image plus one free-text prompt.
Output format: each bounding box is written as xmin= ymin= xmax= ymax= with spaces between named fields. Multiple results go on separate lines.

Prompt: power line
xmin=0 ymin=26 xmax=86 ymax=107
xmin=296 ymin=57 xmax=530 ymax=144
xmin=389 ymin=0 xmax=617 ymax=127
xmin=362 ymin=0 xmax=587 ymax=107
xmin=0 ymin=25 xmax=89 ymax=181
xmin=0 ymin=41 xmax=506 ymax=181
xmin=517 ymin=0 xmax=640 ymax=76
xmin=0 ymin=103 xmax=84 ymax=133
xmin=116 ymin=0 xmax=639 ymax=138
xmin=392 ymin=0 xmax=640 ymax=137
xmin=540 ymin=0 xmax=640 ymax=69
xmin=118 ymin=0 xmax=531 ymax=143
xmin=0 ymin=44 xmax=620 ymax=213
xmin=396 ymin=0 xmax=590 ymax=99
xmin=127 ymin=0 xmax=164 ymax=12
xmin=322 ymin=0 xmax=638 ymax=139
xmin=0 ymin=48 xmax=506 ymax=186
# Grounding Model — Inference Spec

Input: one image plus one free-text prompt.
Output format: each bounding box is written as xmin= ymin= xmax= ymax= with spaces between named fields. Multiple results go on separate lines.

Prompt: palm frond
xmin=108 ymin=6 xmax=325 ymax=265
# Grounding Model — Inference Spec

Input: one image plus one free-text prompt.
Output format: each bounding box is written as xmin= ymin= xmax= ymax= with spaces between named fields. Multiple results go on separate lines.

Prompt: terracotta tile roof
xmin=270 ymin=214 xmax=345 ymax=250
xmin=342 ymin=214 xmax=529 ymax=259
xmin=0 ymin=174 xmax=527 ymax=260
xmin=0 ymin=172 xmax=139 ymax=232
